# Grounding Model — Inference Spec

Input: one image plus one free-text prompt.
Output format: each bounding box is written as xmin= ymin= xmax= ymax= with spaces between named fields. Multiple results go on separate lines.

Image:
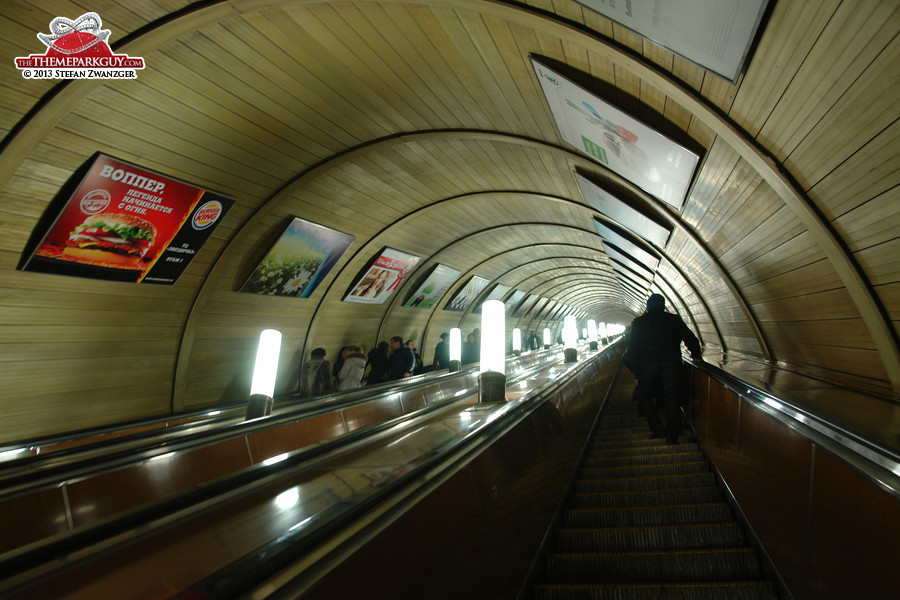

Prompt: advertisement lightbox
xmin=344 ymin=247 xmax=420 ymax=305
xmin=445 ymin=275 xmax=490 ymax=312
xmin=403 ymin=263 xmax=461 ymax=309
xmin=575 ymin=0 xmax=770 ymax=83
xmin=22 ymin=154 xmax=234 ymax=284
xmin=532 ymin=57 xmax=699 ymax=210
xmin=240 ymin=218 xmax=354 ymax=298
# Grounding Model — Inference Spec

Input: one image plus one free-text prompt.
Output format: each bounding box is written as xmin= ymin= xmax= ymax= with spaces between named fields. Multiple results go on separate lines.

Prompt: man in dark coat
xmin=366 ymin=341 xmax=390 ymax=385
xmin=388 ymin=335 xmax=416 ymax=380
xmin=433 ymin=332 xmax=450 ymax=369
xmin=299 ymin=347 xmax=333 ymax=398
xmin=624 ymin=293 xmax=702 ymax=444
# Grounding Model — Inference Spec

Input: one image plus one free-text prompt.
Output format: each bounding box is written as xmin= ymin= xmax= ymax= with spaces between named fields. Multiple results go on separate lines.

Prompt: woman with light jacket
xmin=336 ymin=346 xmax=367 ymax=390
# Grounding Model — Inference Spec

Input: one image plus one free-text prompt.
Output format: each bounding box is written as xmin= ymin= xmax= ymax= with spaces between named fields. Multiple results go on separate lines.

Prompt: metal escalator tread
xmin=554 ymin=522 xmax=746 ymax=552
xmin=531 ymin=368 xmax=779 ymax=599
xmin=580 ymin=461 xmax=712 ymax=479
xmin=533 ymin=580 xmax=779 ymax=600
xmin=575 ymin=472 xmax=718 ymax=493
xmin=562 ymin=502 xmax=734 ymax=528
xmin=545 ymin=548 xmax=763 ymax=582
xmin=571 ymin=486 xmax=724 ymax=508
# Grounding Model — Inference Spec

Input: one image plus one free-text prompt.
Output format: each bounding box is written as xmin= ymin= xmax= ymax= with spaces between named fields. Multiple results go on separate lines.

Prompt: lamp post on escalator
xmin=563 ymin=315 xmax=578 ymax=363
xmin=478 ymin=300 xmax=506 ymax=403
xmin=448 ymin=327 xmax=461 ymax=372
xmin=246 ymin=328 xmax=282 ymax=420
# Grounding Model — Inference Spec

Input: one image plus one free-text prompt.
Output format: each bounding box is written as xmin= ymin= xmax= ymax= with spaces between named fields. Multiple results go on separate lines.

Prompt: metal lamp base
xmin=246 ymin=393 xmax=274 ymax=420
xmin=564 ymin=347 xmax=578 ymax=363
xmin=478 ymin=371 xmax=507 ymax=403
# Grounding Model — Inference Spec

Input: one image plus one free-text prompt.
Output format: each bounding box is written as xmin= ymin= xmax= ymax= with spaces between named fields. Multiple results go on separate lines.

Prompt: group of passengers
xmin=298 ymin=329 xmax=483 ymax=398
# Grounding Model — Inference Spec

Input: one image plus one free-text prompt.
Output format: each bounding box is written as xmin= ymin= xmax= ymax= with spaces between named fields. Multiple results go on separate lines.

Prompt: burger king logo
xmin=192 ymin=201 xmax=223 ymax=230
xmin=79 ymin=189 xmax=111 ymax=214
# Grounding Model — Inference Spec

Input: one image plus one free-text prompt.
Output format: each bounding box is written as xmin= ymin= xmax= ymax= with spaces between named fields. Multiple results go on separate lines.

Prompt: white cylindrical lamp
xmin=449 ymin=327 xmax=462 ymax=372
xmin=512 ymin=328 xmax=521 ymax=355
xmin=247 ymin=329 xmax=282 ymax=419
xmin=563 ymin=315 xmax=578 ymax=363
xmin=542 ymin=327 xmax=551 ymax=349
xmin=478 ymin=300 xmax=506 ymax=403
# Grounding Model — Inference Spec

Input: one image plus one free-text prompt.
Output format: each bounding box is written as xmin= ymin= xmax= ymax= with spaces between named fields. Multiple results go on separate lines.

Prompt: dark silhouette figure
xmin=624 ymin=294 xmax=701 ymax=444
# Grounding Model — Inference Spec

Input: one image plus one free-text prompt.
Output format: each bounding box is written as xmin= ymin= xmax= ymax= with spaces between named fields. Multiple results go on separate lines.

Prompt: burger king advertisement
xmin=22 ymin=154 xmax=234 ymax=284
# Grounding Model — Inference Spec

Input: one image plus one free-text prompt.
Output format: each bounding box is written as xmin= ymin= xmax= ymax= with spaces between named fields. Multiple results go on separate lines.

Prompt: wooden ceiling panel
xmin=0 ymin=0 xmax=896 ymax=436
xmin=809 ymin=120 xmax=900 ymax=221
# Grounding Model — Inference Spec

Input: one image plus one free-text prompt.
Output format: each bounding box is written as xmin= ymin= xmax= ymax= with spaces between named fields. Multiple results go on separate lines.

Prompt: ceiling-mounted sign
xmin=575 ymin=172 xmax=672 ymax=248
xmin=575 ymin=0 xmax=770 ymax=83
xmin=22 ymin=154 xmax=233 ymax=284
xmin=603 ymin=243 xmax=656 ymax=282
xmin=531 ymin=57 xmax=699 ymax=210
xmin=610 ymin=258 xmax=652 ymax=289
xmin=344 ymin=247 xmax=420 ymax=305
xmin=533 ymin=299 xmax=556 ymax=321
xmin=526 ymin=298 xmax=550 ymax=319
xmin=594 ymin=218 xmax=661 ymax=273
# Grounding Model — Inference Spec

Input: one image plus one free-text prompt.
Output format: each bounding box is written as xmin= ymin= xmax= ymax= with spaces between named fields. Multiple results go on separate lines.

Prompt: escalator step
xmin=533 ymin=581 xmax=779 ymax=599
xmin=590 ymin=437 xmax=692 ymax=451
xmin=563 ymin=503 xmax=733 ymax=528
xmin=584 ymin=452 xmax=704 ymax=468
xmin=587 ymin=443 xmax=701 ymax=459
xmin=545 ymin=548 xmax=762 ymax=583
xmin=580 ymin=461 xmax=710 ymax=479
xmin=576 ymin=473 xmax=717 ymax=493
xmin=554 ymin=523 xmax=746 ymax=552
xmin=531 ymin=372 xmax=778 ymax=600
xmin=571 ymin=486 xmax=724 ymax=509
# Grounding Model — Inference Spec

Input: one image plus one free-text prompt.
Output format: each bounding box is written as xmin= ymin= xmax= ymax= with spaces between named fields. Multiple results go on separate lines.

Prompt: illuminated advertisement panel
xmin=445 ymin=275 xmax=490 ymax=312
xmin=240 ymin=218 xmax=354 ymax=298
xmin=594 ymin=218 xmax=661 ymax=273
xmin=532 ymin=57 xmax=699 ymax=210
xmin=504 ymin=290 xmax=526 ymax=314
xmin=403 ymin=263 xmax=461 ymax=309
xmin=344 ymin=247 xmax=420 ymax=305
xmin=575 ymin=172 xmax=671 ymax=248
xmin=473 ymin=283 xmax=510 ymax=313
xmin=575 ymin=0 xmax=770 ymax=83
xmin=22 ymin=154 xmax=234 ymax=284
xmin=526 ymin=297 xmax=549 ymax=319
xmin=513 ymin=294 xmax=537 ymax=318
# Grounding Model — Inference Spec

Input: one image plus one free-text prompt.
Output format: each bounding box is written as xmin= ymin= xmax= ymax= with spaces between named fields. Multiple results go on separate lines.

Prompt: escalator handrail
xmin=0 ymin=347 xmax=568 ymax=506
xmin=0 ymin=342 xmax=616 ymax=597
xmin=686 ymin=355 xmax=900 ymax=498
xmin=0 ymin=344 xmax=563 ymax=476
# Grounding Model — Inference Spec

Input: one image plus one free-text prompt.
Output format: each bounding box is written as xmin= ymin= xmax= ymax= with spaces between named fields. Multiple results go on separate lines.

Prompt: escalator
xmin=0 ymin=343 xmax=616 ymax=599
xmin=532 ymin=369 xmax=779 ymax=599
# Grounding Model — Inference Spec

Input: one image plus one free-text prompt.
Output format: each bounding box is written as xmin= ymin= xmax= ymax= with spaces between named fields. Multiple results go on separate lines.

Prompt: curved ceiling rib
xmin=8 ymin=0 xmax=884 ymax=381
xmin=5 ymin=0 xmax=891 ymax=411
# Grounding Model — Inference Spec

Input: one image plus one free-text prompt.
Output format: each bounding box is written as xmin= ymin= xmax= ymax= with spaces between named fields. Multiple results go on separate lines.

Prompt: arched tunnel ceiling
xmin=0 ymin=0 xmax=897 ymax=435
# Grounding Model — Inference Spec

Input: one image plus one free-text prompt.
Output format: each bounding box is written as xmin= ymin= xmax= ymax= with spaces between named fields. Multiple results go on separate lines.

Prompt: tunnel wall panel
xmin=693 ymin=372 xmax=900 ymax=600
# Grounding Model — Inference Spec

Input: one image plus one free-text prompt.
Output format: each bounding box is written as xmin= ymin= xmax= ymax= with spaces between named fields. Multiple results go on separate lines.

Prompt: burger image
xmin=63 ymin=213 xmax=156 ymax=268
